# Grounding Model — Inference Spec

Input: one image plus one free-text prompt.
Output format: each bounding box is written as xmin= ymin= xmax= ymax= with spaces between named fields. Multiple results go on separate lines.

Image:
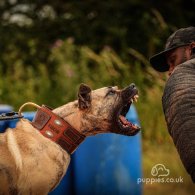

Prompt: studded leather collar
xmin=32 ymin=105 xmax=85 ymax=154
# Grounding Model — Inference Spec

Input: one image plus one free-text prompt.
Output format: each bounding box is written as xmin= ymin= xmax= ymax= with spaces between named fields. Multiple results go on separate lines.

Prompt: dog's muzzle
xmin=115 ymin=84 xmax=141 ymax=136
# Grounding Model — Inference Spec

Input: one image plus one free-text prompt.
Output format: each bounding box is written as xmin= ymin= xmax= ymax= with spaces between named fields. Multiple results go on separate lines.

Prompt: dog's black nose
xmin=130 ymin=83 xmax=135 ymax=89
xmin=121 ymin=83 xmax=137 ymax=101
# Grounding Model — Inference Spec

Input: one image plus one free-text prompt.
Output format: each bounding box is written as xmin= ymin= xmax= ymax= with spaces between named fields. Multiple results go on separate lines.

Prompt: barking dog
xmin=0 ymin=83 xmax=140 ymax=195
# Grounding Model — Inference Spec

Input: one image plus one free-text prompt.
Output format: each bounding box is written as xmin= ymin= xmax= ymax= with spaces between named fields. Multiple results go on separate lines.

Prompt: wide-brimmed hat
xmin=150 ymin=26 xmax=195 ymax=72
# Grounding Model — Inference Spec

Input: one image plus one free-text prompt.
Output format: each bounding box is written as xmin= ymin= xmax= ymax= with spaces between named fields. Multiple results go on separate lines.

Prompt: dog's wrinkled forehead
xmin=91 ymin=86 xmax=118 ymax=96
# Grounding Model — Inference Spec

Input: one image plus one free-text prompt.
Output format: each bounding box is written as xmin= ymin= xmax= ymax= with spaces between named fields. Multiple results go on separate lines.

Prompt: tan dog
xmin=0 ymin=83 xmax=140 ymax=195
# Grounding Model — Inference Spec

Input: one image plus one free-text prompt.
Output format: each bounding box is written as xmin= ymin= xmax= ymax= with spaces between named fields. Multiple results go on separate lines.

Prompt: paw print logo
xmin=151 ymin=164 xmax=170 ymax=177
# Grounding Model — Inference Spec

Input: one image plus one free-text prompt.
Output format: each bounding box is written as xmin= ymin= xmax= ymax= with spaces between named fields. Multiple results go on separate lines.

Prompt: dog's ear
xmin=78 ymin=83 xmax=92 ymax=110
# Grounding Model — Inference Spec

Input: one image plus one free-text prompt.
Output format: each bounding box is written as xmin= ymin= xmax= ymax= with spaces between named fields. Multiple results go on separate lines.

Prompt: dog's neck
xmin=53 ymin=101 xmax=110 ymax=137
xmin=53 ymin=101 xmax=83 ymax=134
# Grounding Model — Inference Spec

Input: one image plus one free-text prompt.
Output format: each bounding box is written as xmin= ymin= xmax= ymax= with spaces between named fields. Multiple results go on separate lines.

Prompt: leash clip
xmin=0 ymin=102 xmax=41 ymax=121
xmin=0 ymin=112 xmax=24 ymax=121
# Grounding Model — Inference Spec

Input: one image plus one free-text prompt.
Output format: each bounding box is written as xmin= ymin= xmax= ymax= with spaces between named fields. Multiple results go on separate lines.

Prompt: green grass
xmin=142 ymin=140 xmax=195 ymax=194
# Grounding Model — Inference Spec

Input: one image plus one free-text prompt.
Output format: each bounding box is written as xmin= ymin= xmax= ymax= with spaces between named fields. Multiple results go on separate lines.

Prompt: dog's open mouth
xmin=117 ymin=89 xmax=140 ymax=135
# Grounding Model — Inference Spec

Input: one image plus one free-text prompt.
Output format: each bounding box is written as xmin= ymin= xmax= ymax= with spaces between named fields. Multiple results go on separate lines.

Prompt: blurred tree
xmin=0 ymin=0 xmax=194 ymax=73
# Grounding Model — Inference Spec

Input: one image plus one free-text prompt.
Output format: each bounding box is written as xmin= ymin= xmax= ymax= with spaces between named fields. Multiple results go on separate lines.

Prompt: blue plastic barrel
xmin=73 ymin=105 xmax=142 ymax=195
xmin=0 ymin=105 xmax=13 ymax=132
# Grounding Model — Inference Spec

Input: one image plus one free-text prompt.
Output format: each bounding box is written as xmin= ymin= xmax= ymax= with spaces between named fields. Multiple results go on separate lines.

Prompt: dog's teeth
xmin=133 ymin=97 xmax=137 ymax=102
xmin=133 ymin=95 xmax=139 ymax=103
xmin=132 ymin=97 xmax=137 ymax=103
xmin=134 ymin=123 xmax=140 ymax=128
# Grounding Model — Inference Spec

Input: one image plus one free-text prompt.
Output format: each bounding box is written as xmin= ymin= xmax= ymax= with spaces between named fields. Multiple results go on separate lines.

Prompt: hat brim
xmin=149 ymin=47 xmax=175 ymax=72
xmin=150 ymin=44 xmax=189 ymax=72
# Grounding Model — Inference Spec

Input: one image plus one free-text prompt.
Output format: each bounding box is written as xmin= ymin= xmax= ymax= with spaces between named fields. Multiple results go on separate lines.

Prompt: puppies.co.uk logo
xmin=151 ymin=164 xmax=170 ymax=177
xmin=137 ymin=163 xmax=183 ymax=184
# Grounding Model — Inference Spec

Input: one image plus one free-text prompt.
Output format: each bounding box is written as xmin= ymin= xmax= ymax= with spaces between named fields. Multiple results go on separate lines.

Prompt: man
xmin=150 ymin=26 xmax=195 ymax=75
xmin=150 ymin=26 xmax=195 ymax=182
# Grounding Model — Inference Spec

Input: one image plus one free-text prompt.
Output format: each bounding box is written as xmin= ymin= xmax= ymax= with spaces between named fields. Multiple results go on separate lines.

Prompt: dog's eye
xmin=107 ymin=89 xmax=116 ymax=95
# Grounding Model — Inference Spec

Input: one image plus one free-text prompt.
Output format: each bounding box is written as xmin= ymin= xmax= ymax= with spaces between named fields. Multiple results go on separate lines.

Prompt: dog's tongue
xmin=119 ymin=115 xmax=130 ymax=125
xmin=119 ymin=115 xmax=138 ymax=129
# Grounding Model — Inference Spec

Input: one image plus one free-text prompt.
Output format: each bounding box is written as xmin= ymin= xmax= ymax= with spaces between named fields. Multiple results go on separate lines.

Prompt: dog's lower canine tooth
xmin=135 ymin=95 xmax=139 ymax=98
